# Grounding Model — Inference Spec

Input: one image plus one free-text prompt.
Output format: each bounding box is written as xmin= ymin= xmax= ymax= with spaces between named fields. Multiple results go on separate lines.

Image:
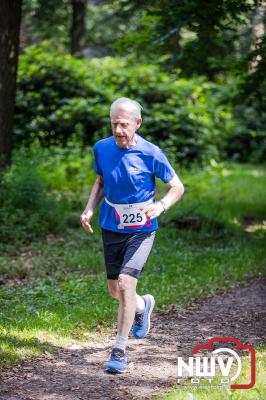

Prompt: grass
xmin=0 ymin=162 xmax=265 ymax=367
xmin=156 ymin=345 xmax=266 ymax=400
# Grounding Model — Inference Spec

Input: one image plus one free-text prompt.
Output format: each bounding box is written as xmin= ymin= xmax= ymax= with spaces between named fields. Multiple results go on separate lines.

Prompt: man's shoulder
xmin=139 ymin=135 xmax=161 ymax=152
xmin=94 ymin=136 xmax=114 ymax=150
xmin=138 ymin=135 xmax=161 ymax=155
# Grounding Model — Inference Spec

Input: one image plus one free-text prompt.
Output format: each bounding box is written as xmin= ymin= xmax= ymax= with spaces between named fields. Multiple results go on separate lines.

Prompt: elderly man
xmin=81 ymin=97 xmax=184 ymax=373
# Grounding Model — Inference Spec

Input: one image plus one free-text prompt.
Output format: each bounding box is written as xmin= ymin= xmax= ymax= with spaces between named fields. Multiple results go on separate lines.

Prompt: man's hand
xmin=141 ymin=201 xmax=164 ymax=220
xmin=80 ymin=210 xmax=94 ymax=233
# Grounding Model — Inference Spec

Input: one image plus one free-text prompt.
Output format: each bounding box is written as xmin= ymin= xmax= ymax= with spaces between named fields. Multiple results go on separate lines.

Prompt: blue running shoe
xmin=106 ymin=348 xmax=127 ymax=373
xmin=132 ymin=294 xmax=155 ymax=339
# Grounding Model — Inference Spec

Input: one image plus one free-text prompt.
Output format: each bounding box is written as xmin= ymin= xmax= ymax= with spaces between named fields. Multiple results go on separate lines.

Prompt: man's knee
xmin=109 ymin=287 xmax=120 ymax=300
xmin=108 ymin=280 xmax=120 ymax=300
xmin=118 ymin=273 xmax=136 ymax=293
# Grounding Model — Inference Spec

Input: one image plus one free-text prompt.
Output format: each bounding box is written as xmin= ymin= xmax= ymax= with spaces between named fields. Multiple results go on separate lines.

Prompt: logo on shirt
xmin=128 ymin=167 xmax=141 ymax=174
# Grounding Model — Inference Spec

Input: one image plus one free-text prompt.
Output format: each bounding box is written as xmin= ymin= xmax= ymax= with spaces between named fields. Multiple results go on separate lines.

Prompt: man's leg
xmin=108 ymin=279 xmax=144 ymax=310
xmin=107 ymin=274 xmax=145 ymax=337
xmin=105 ymin=230 xmax=155 ymax=372
xmin=117 ymin=273 xmax=137 ymax=338
xmin=107 ymin=276 xmax=139 ymax=350
xmin=107 ymin=279 xmax=120 ymax=300
xmin=106 ymin=276 xmax=137 ymax=373
xmin=121 ymin=231 xmax=156 ymax=339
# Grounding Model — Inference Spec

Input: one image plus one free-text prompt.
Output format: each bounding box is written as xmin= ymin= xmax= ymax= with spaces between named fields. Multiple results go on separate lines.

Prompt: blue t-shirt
xmin=93 ymin=134 xmax=176 ymax=233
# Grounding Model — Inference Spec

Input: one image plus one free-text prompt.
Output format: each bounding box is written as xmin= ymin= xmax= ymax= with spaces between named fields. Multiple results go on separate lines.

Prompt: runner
xmin=80 ymin=97 xmax=184 ymax=373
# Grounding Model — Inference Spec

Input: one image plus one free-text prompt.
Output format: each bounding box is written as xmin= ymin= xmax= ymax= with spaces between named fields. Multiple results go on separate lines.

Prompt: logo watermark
xmin=177 ymin=337 xmax=256 ymax=390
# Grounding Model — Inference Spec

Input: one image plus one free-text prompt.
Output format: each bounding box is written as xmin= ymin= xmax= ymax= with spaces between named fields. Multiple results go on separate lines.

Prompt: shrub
xmin=15 ymin=44 xmax=111 ymax=147
xmin=0 ymin=147 xmax=69 ymax=243
xmin=34 ymin=139 xmax=95 ymax=194
xmin=15 ymin=44 xmax=252 ymax=164
xmin=225 ymin=104 xmax=266 ymax=163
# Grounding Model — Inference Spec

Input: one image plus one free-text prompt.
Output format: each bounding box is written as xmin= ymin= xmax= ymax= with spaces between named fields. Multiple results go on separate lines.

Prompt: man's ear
xmin=136 ymin=117 xmax=142 ymax=129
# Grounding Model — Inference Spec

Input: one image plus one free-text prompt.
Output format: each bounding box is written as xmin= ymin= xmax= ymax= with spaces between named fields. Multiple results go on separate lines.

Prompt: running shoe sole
xmin=106 ymin=366 xmax=127 ymax=374
xmin=143 ymin=294 xmax=155 ymax=337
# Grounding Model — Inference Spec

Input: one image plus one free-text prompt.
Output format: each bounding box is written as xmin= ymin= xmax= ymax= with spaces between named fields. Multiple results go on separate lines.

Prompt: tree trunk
xmin=70 ymin=0 xmax=87 ymax=56
xmin=0 ymin=0 xmax=22 ymax=164
xmin=249 ymin=1 xmax=266 ymax=70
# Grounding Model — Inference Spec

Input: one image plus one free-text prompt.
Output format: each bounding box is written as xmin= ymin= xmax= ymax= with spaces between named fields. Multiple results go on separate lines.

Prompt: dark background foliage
xmin=15 ymin=0 xmax=266 ymax=163
xmin=0 ymin=0 xmax=265 ymax=242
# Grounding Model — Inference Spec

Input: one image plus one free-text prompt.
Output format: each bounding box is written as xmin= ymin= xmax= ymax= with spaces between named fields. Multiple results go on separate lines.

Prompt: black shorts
xmin=101 ymin=229 xmax=156 ymax=280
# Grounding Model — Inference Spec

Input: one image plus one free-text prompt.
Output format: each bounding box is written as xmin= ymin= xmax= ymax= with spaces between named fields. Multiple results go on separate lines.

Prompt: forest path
xmin=1 ymin=277 xmax=265 ymax=400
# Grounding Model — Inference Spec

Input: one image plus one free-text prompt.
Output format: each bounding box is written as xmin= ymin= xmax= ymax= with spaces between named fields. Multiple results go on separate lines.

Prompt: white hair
xmin=110 ymin=97 xmax=143 ymax=119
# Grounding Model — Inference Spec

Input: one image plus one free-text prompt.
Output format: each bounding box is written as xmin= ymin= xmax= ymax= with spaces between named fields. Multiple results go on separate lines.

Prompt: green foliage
xmin=0 ymin=138 xmax=97 ymax=243
xmin=22 ymin=0 xmax=258 ymax=77
xmin=22 ymin=0 xmax=70 ymax=46
xmin=228 ymin=32 xmax=266 ymax=162
xmin=105 ymin=0 xmax=257 ymax=75
xmin=225 ymin=104 xmax=266 ymax=162
xmin=0 ymin=146 xmax=69 ymax=243
xmin=15 ymin=45 xmax=241 ymax=164
xmin=34 ymin=139 xmax=95 ymax=194
xmin=15 ymin=44 xmax=111 ymax=146
xmin=18 ymin=2 xmax=265 ymax=164
xmin=213 ymin=72 xmax=266 ymax=163
xmin=139 ymin=75 xmax=236 ymax=164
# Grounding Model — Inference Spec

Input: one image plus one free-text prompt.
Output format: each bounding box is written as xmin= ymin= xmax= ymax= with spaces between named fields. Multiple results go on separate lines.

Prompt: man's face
xmin=111 ymin=108 xmax=142 ymax=149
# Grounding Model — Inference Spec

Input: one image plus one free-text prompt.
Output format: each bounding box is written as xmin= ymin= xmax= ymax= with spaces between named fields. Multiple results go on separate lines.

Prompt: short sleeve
xmin=154 ymin=149 xmax=176 ymax=183
xmin=93 ymin=144 xmax=103 ymax=176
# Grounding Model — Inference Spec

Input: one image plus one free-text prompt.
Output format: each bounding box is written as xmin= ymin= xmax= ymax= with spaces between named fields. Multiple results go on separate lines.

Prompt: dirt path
xmin=0 ymin=277 xmax=265 ymax=400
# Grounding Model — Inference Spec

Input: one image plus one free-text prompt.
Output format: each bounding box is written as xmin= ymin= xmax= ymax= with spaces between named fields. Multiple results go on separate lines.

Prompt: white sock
xmin=114 ymin=335 xmax=127 ymax=352
xmin=136 ymin=294 xmax=145 ymax=314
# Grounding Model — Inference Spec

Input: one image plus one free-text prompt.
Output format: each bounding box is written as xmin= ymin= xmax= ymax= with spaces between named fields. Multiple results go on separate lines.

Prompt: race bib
xmin=105 ymin=198 xmax=153 ymax=229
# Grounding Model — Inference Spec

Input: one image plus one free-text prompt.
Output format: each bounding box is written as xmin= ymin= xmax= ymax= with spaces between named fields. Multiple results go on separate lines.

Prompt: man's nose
xmin=115 ymin=124 xmax=122 ymax=134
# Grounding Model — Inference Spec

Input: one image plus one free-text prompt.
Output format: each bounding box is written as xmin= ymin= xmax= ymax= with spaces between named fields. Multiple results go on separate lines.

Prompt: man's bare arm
xmin=80 ymin=176 xmax=104 ymax=233
xmin=142 ymin=175 xmax=185 ymax=220
xmin=159 ymin=174 xmax=185 ymax=212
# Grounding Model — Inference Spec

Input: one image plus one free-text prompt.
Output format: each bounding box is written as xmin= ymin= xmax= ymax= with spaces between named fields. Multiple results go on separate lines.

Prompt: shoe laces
xmin=111 ymin=348 xmax=125 ymax=361
xmin=135 ymin=312 xmax=144 ymax=327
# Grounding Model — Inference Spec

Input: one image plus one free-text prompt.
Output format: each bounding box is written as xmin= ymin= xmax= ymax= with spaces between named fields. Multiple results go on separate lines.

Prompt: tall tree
xmin=0 ymin=0 xmax=22 ymax=164
xmin=22 ymin=0 xmax=70 ymax=46
xmin=22 ymin=0 xmax=88 ymax=55
xmin=70 ymin=0 xmax=87 ymax=55
xmin=110 ymin=0 xmax=257 ymax=76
